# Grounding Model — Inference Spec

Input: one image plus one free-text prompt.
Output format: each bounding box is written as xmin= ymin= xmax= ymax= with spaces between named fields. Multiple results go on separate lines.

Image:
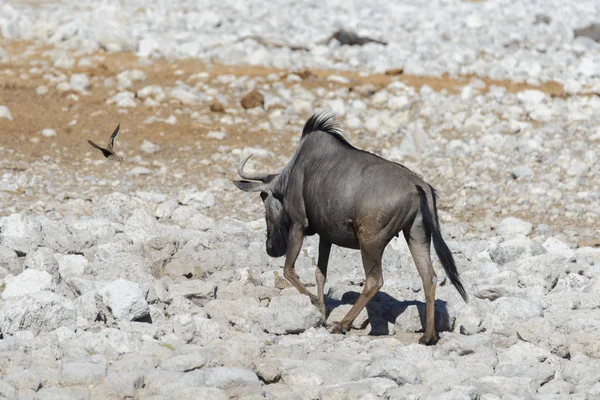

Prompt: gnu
xmin=234 ymin=113 xmax=467 ymax=345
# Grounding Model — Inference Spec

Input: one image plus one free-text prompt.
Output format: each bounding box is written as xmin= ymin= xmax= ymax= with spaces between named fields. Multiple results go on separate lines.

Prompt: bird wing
xmin=107 ymin=123 xmax=120 ymax=150
xmin=87 ymin=140 xmax=104 ymax=150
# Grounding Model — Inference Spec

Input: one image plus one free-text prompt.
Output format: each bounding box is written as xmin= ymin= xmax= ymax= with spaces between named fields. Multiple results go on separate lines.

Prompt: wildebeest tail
xmin=416 ymin=185 xmax=468 ymax=302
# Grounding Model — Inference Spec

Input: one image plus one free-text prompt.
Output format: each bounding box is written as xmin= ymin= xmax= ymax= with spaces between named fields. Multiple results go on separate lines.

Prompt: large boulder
xmin=23 ymin=247 xmax=60 ymax=283
xmin=0 ymin=214 xmax=42 ymax=255
xmin=2 ymin=269 xmax=55 ymax=299
xmin=0 ymin=291 xmax=77 ymax=335
xmin=98 ymin=279 xmax=150 ymax=321
xmin=262 ymin=294 xmax=322 ymax=334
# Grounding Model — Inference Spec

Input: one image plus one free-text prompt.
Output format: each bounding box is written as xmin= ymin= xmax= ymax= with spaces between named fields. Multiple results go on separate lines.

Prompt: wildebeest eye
xmin=260 ymin=192 xmax=268 ymax=201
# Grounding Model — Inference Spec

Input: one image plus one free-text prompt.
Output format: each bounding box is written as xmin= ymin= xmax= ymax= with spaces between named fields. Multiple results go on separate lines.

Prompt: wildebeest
xmin=234 ymin=113 xmax=467 ymax=345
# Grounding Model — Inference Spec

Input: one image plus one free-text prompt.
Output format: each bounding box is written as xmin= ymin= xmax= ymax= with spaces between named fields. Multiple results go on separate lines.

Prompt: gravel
xmin=0 ymin=0 xmax=598 ymax=398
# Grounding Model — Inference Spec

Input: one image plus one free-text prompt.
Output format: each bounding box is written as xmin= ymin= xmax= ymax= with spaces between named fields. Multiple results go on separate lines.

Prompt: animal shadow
xmin=326 ymin=290 xmax=451 ymax=336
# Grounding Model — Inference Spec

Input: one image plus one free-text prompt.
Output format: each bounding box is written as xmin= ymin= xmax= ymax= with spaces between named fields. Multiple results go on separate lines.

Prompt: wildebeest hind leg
xmin=329 ymin=241 xmax=384 ymax=334
xmin=315 ymin=238 xmax=332 ymax=321
xmin=404 ymin=222 xmax=439 ymax=345
xmin=283 ymin=225 xmax=318 ymax=303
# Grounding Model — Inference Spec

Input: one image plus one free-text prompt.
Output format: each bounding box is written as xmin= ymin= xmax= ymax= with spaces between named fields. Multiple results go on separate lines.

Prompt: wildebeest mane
xmin=302 ymin=113 xmax=353 ymax=148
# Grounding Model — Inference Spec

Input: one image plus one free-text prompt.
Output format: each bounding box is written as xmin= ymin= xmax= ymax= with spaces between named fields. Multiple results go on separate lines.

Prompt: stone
xmin=93 ymin=193 xmax=149 ymax=224
xmin=496 ymin=217 xmax=532 ymax=237
xmin=2 ymin=269 xmax=54 ymax=299
xmin=98 ymin=279 xmax=150 ymax=321
xmin=319 ymin=378 xmax=398 ymax=399
xmin=41 ymin=128 xmax=57 ymax=138
xmin=0 ymin=214 xmax=42 ymax=255
xmin=171 ymin=387 xmax=228 ymax=400
xmin=488 ymin=297 xmax=543 ymax=337
xmin=100 ymin=371 xmax=144 ymax=398
xmin=489 ymin=237 xmax=546 ymax=265
xmin=0 ymin=381 xmax=17 ymax=400
xmin=180 ymin=367 xmax=260 ymax=389
xmin=477 ymin=376 xmax=535 ymax=397
xmin=0 ymin=291 xmax=77 ymax=335
xmin=140 ymin=139 xmax=160 ymax=154
xmin=69 ymin=73 xmax=90 ymax=92
xmin=55 ymin=254 xmax=90 ymax=280
xmin=365 ymin=358 xmax=421 ymax=385
xmin=165 ymin=280 xmax=217 ymax=307
xmin=241 ymin=89 xmax=264 ymax=109
xmin=3 ymin=369 xmax=41 ymax=392
xmin=23 ymin=247 xmax=59 ymax=282
xmin=542 ymin=237 xmax=575 ymax=259
xmin=107 ymin=91 xmax=136 ymax=107
xmin=159 ymin=350 xmax=210 ymax=372
xmin=210 ymin=100 xmax=225 ymax=112
xmin=263 ymin=294 xmax=322 ymax=334
xmin=0 ymin=105 xmax=14 ymax=121
xmin=33 ymin=386 xmax=90 ymax=400
xmin=59 ymin=362 xmax=107 ymax=386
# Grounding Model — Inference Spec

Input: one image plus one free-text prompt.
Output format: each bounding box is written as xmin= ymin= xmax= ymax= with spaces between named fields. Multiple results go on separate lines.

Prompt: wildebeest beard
xmin=265 ymin=197 xmax=290 ymax=258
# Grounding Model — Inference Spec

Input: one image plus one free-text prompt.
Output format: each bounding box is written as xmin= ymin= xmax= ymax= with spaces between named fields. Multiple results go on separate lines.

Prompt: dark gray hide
xmin=233 ymin=113 xmax=467 ymax=345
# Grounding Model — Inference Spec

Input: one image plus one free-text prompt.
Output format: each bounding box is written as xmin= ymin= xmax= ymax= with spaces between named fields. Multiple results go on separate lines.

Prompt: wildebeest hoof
xmin=327 ymin=322 xmax=348 ymax=334
xmin=418 ymin=333 xmax=439 ymax=346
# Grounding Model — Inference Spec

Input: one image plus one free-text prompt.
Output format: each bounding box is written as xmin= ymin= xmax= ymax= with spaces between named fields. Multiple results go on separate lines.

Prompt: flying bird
xmin=87 ymin=124 xmax=124 ymax=162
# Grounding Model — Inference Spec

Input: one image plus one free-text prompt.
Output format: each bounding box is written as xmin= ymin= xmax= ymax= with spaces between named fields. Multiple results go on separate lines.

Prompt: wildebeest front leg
xmin=329 ymin=242 xmax=384 ymax=334
xmin=405 ymin=224 xmax=439 ymax=345
xmin=283 ymin=225 xmax=317 ymax=303
xmin=315 ymin=238 xmax=332 ymax=321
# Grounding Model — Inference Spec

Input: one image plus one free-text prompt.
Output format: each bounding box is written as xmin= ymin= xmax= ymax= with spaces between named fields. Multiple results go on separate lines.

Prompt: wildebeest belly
xmin=304 ymin=201 xmax=360 ymax=249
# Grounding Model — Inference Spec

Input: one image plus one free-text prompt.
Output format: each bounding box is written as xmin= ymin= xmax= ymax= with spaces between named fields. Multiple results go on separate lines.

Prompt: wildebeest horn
xmin=237 ymin=154 xmax=275 ymax=182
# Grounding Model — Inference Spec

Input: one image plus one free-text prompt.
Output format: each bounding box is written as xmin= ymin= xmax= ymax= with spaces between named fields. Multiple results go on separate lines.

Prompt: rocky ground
xmin=0 ymin=0 xmax=599 ymax=399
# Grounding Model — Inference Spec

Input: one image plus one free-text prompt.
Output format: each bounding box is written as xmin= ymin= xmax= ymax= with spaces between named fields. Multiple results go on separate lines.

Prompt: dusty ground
xmin=0 ymin=39 xmax=597 ymax=246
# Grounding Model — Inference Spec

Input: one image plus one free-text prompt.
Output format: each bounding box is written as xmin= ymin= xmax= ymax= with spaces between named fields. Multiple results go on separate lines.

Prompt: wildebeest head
xmin=233 ymin=154 xmax=290 ymax=258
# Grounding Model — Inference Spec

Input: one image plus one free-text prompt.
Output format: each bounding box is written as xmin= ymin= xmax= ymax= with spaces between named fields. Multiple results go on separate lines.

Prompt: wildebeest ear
xmin=233 ymin=180 xmax=265 ymax=192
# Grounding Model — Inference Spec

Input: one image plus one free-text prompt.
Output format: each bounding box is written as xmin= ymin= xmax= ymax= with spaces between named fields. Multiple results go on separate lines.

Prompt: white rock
xmin=93 ymin=193 xmax=149 ymax=224
xmin=117 ymin=69 xmax=146 ymax=90
xmin=137 ymin=37 xmax=160 ymax=58
xmin=542 ymin=237 xmax=575 ymax=259
xmin=170 ymin=86 xmax=203 ymax=105
xmin=140 ymin=139 xmax=160 ymax=154
xmin=40 ymin=128 xmax=57 ymax=138
xmin=178 ymin=190 xmax=215 ymax=208
xmin=180 ymin=367 xmax=260 ymax=389
xmin=0 ymin=291 xmax=77 ymax=335
xmin=107 ymin=91 xmax=136 ymax=107
xmin=60 ymin=362 xmax=107 ymax=386
xmin=98 ymin=279 xmax=150 ymax=321
xmin=206 ymin=131 xmax=227 ymax=140
xmin=23 ymin=247 xmax=60 ymax=282
xmin=0 ymin=214 xmax=42 ymax=255
xmin=0 ymin=381 xmax=17 ymax=400
xmin=0 ymin=105 xmax=14 ymax=121
xmin=127 ymin=167 xmax=152 ymax=176
xmin=69 ymin=73 xmax=90 ymax=92
xmin=488 ymin=297 xmax=543 ymax=337
xmin=156 ymin=200 xmax=179 ymax=219
xmin=55 ymin=254 xmax=90 ymax=280
xmin=517 ymin=90 xmax=548 ymax=105
xmin=2 ymin=269 xmax=54 ymax=299
xmin=36 ymin=85 xmax=49 ymax=95
xmin=160 ymin=350 xmax=210 ymax=372
xmin=489 ymin=237 xmax=546 ymax=265
xmin=166 ymin=281 xmax=217 ymax=307
xmin=263 ymin=294 xmax=322 ymax=334
xmin=366 ymin=358 xmax=421 ymax=385
xmin=496 ymin=217 xmax=532 ymax=237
